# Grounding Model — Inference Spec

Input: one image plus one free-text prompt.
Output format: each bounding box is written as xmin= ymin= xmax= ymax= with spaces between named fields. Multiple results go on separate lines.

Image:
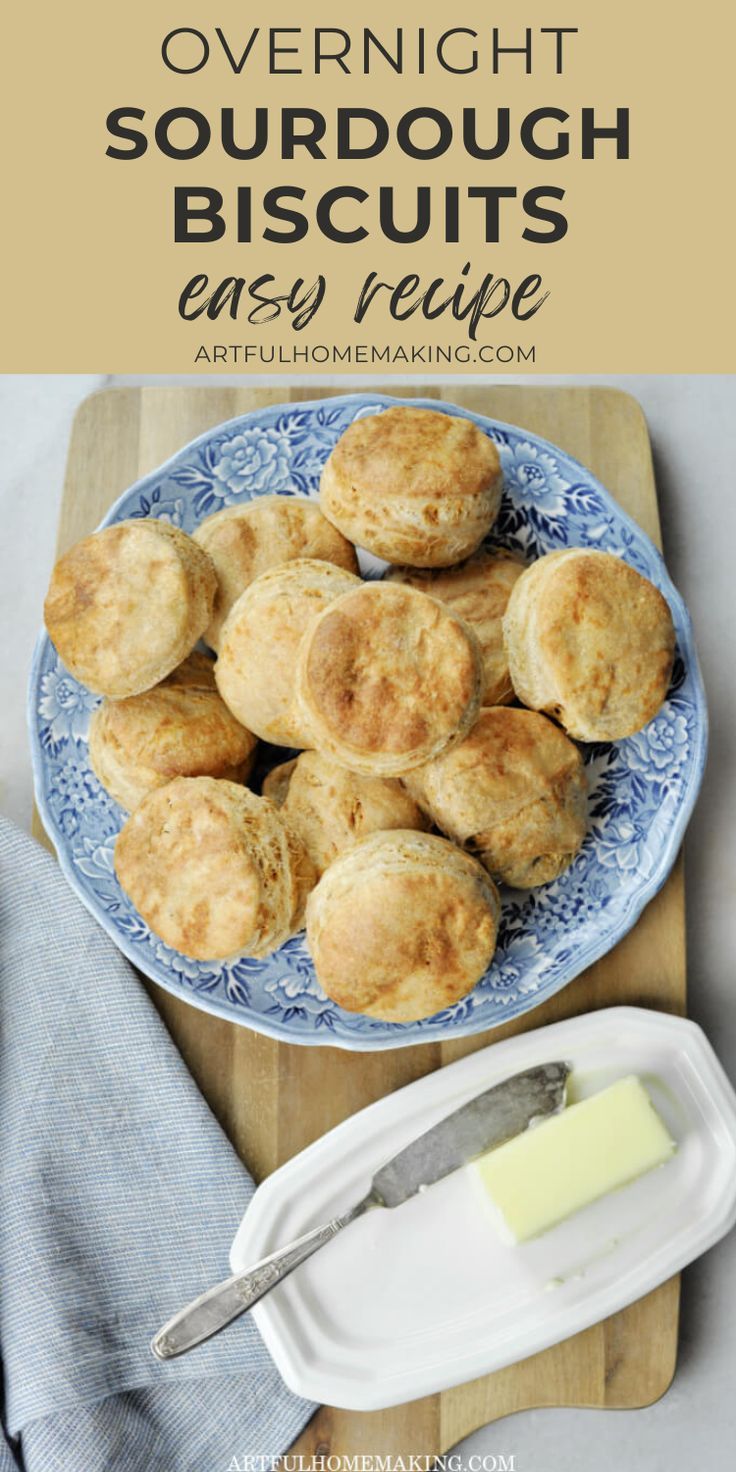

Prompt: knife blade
xmin=151 ymin=1059 xmax=570 ymax=1361
xmin=371 ymin=1060 xmax=570 ymax=1207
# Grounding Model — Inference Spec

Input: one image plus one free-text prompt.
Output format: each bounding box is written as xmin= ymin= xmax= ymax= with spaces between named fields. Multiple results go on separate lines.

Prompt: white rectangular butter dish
xmin=230 ymin=1007 xmax=736 ymax=1410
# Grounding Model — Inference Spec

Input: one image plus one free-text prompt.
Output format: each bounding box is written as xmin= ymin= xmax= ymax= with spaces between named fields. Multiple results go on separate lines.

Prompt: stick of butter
xmin=471 ymin=1075 xmax=676 ymax=1243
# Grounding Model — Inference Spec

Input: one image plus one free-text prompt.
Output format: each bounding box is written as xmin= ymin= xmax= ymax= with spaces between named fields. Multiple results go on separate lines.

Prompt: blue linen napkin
xmin=0 ymin=815 xmax=315 ymax=1471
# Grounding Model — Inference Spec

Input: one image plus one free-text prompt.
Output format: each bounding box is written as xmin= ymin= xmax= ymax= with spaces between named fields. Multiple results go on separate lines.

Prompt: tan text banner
xmin=3 ymin=0 xmax=732 ymax=371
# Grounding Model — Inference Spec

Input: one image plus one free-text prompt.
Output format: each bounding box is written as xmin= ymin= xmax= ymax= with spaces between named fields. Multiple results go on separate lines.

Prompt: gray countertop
xmin=1 ymin=373 xmax=734 ymax=1468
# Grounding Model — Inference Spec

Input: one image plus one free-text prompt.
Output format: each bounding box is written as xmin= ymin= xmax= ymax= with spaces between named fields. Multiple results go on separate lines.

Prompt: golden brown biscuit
xmin=320 ymin=406 xmax=502 ymax=567
xmin=215 ymin=559 xmax=362 ymax=746
xmin=404 ymin=707 xmax=587 ymax=889
xmin=114 ymin=777 xmax=315 ymax=961
xmin=296 ymin=582 xmax=483 ymax=777
xmin=503 ymin=549 xmax=676 ymax=741
xmin=44 ymin=519 xmax=217 ymax=698
xmin=262 ymin=749 xmax=430 ymax=875
xmin=306 ymin=830 xmax=500 ymax=1022
xmin=193 ymin=495 xmax=359 ymax=650
xmin=88 ymin=652 xmax=257 ymax=812
xmin=386 ymin=549 xmax=525 ymax=704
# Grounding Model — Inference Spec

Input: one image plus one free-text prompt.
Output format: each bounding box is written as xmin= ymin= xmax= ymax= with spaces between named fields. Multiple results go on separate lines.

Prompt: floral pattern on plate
xmin=29 ymin=395 xmax=707 ymax=1050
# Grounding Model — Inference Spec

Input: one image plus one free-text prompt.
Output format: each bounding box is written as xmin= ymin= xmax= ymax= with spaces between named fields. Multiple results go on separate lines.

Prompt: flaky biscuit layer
xmin=386 ymin=549 xmax=524 ymax=704
xmin=88 ymin=652 xmax=257 ymax=812
xmin=262 ymin=748 xmax=429 ymax=875
xmin=114 ymin=776 xmax=315 ymax=961
xmin=194 ymin=495 xmax=358 ymax=650
xmin=404 ymin=707 xmax=588 ymax=889
xmin=215 ymin=558 xmax=361 ymax=746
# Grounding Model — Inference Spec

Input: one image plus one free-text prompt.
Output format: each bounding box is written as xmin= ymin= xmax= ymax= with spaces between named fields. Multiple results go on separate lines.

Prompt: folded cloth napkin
xmin=0 ymin=815 xmax=315 ymax=1472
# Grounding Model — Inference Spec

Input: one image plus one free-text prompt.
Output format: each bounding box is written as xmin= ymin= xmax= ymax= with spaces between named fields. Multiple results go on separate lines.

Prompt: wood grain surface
xmin=33 ymin=385 xmax=685 ymax=1454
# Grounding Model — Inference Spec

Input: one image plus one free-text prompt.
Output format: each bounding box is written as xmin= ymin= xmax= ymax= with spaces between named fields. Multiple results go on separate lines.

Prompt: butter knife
xmin=151 ymin=1059 xmax=569 ymax=1361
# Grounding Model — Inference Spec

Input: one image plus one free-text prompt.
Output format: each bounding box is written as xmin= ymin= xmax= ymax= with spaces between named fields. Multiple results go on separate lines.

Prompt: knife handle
xmin=151 ymin=1191 xmax=381 ymax=1361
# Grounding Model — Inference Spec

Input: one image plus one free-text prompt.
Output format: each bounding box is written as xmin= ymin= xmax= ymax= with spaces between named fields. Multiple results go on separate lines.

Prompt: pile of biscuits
xmin=43 ymin=405 xmax=676 ymax=1024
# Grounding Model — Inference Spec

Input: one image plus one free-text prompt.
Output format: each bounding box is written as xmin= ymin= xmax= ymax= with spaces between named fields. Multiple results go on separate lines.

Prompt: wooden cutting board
xmin=34 ymin=385 xmax=685 ymax=1454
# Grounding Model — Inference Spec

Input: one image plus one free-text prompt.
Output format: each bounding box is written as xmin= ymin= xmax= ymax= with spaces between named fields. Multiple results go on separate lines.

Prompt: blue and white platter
xmin=29 ymin=394 xmax=707 ymax=1050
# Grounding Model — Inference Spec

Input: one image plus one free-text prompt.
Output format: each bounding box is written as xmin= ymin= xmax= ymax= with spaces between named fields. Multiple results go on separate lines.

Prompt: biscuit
xmin=296 ymin=582 xmax=483 ymax=777
xmin=386 ymin=549 xmax=525 ymax=704
xmin=114 ymin=776 xmax=316 ymax=961
xmin=44 ymin=519 xmax=217 ymax=698
xmin=215 ymin=559 xmax=362 ymax=746
xmin=262 ymin=748 xmax=430 ymax=875
xmin=89 ymin=652 xmax=257 ymax=812
xmin=193 ymin=495 xmax=359 ymax=649
xmin=320 ymin=406 xmax=502 ymax=567
xmin=306 ymin=830 xmax=501 ymax=1022
xmin=404 ymin=707 xmax=588 ymax=889
xmin=261 ymin=757 xmax=298 ymax=807
xmin=502 ymin=549 xmax=676 ymax=741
